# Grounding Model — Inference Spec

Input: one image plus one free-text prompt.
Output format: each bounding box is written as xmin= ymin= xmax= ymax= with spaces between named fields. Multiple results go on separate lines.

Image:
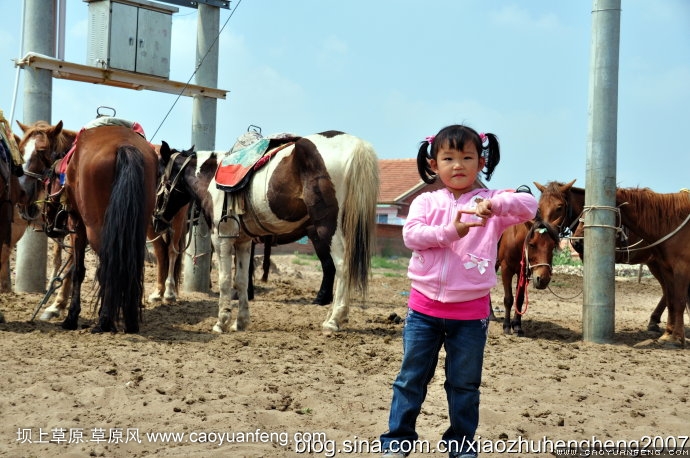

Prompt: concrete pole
xmin=583 ymin=0 xmax=621 ymax=343
xmin=15 ymin=0 xmax=55 ymax=292
xmin=183 ymin=3 xmax=219 ymax=293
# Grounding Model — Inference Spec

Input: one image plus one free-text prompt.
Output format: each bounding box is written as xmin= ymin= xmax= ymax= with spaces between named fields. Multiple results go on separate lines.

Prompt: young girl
xmin=379 ymin=124 xmax=537 ymax=458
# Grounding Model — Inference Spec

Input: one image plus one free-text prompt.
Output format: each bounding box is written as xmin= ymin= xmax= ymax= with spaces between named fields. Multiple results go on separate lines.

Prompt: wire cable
xmin=150 ymin=0 xmax=243 ymax=142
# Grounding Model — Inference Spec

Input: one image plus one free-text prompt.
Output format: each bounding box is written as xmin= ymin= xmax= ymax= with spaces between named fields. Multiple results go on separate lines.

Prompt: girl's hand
xmin=454 ymin=210 xmax=485 ymax=237
xmin=459 ymin=198 xmax=493 ymax=221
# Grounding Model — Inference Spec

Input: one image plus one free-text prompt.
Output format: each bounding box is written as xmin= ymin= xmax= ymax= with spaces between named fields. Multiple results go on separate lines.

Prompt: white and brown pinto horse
xmin=196 ymin=131 xmax=378 ymax=333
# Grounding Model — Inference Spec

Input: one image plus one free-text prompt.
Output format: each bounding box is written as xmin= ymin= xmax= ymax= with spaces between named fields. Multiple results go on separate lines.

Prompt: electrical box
xmin=85 ymin=0 xmax=178 ymax=78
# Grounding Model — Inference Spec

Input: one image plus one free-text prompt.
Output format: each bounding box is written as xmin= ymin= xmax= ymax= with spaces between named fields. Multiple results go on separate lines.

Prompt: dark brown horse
xmin=495 ymin=218 xmax=559 ymax=336
xmin=25 ymin=124 xmax=158 ymax=332
xmin=534 ymin=180 xmax=685 ymax=333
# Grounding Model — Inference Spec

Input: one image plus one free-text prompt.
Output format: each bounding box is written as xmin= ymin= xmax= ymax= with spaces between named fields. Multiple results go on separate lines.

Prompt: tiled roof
xmin=378 ymin=159 xmax=426 ymax=203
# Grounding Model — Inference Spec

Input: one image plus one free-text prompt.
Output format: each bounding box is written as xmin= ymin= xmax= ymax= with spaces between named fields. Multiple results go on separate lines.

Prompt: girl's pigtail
xmin=417 ymin=141 xmax=436 ymax=184
xmin=481 ymin=132 xmax=501 ymax=181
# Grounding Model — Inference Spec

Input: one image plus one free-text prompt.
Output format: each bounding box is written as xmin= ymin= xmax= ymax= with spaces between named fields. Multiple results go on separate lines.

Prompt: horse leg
xmin=41 ymin=239 xmax=73 ymax=320
xmin=647 ymin=298 xmax=666 ymax=333
xmin=247 ymin=241 xmax=255 ymax=301
xmin=322 ymin=234 xmax=349 ymax=333
xmin=501 ymin=269 xmax=514 ymax=334
xmin=0 ymin=242 xmax=10 ymax=292
xmin=0 ymin=214 xmax=28 ymax=293
xmin=62 ymin=232 xmax=86 ymax=331
xmin=147 ymin=234 xmax=168 ymax=303
xmin=308 ymin=226 xmax=335 ymax=305
xmin=261 ymin=236 xmax=272 ymax=282
xmin=658 ymin=273 xmax=687 ymax=348
xmin=212 ymin=235 xmax=236 ymax=333
xmin=230 ymin=240 xmax=252 ymax=331
xmin=512 ymin=284 xmax=526 ymax=337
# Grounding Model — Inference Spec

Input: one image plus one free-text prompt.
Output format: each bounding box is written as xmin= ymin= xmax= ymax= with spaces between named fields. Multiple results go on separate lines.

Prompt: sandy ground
xmin=0 ymin=252 xmax=688 ymax=458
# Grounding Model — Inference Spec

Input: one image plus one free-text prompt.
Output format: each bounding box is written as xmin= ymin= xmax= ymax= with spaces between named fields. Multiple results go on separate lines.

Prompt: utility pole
xmin=183 ymin=2 xmax=219 ymax=293
xmin=583 ymin=0 xmax=621 ymax=343
xmin=15 ymin=0 xmax=55 ymax=292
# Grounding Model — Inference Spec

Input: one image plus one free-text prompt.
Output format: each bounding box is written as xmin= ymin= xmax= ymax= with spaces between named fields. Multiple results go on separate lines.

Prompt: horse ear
xmin=561 ymin=179 xmax=576 ymax=192
xmin=533 ymin=181 xmax=545 ymax=192
xmin=16 ymin=120 xmax=28 ymax=133
xmin=54 ymin=120 xmax=63 ymax=133
xmin=160 ymin=141 xmax=171 ymax=163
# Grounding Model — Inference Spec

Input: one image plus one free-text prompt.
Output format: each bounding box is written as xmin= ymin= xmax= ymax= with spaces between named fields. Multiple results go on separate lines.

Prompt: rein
xmin=580 ymin=199 xmax=690 ymax=253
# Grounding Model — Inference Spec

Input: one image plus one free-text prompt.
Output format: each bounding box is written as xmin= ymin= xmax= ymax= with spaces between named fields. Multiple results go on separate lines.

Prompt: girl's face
xmin=430 ymin=141 xmax=485 ymax=199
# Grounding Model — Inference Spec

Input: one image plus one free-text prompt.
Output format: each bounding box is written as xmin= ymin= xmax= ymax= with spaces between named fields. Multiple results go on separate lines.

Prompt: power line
xmin=150 ymin=0 xmax=243 ymax=142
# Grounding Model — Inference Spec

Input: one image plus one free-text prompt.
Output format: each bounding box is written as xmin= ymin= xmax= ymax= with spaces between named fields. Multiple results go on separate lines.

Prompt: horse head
xmin=534 ymin=179 xmax=577 ymax=236
xmin=16 ymin=120 xmax=77 ymax=222
xmin=525 ymin=219 xmax=560 ymax=289
xmin=153 ymin=142 xmax=216 ymax=234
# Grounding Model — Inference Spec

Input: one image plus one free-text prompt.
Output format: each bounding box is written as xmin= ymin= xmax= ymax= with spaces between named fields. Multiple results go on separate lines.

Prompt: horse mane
xmin=617 ymin=187 xmax=690 ymax=233
xmin=53 ymin=128 xmax=78 ymax=158
xmin=19 ymin=120 xmax=77 ymax=158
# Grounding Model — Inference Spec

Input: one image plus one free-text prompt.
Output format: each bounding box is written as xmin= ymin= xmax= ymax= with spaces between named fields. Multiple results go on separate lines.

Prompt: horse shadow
xmin=490 ymin=314 xmax=687 ymax=348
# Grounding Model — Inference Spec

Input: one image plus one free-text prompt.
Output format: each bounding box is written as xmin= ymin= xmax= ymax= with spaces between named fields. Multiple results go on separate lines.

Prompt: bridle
xmin=152 ymin=151 xmax=195 ymax=233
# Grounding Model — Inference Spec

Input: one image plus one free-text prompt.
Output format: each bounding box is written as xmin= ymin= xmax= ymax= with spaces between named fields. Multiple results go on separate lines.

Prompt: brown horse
xmin=25 ymin=124 xmax=158 ymax=332
xmin=19 ymin=120 xmax=190 ymax=318
xmin=14 ymin=121 xmax=77 ymax=301
xmin=495 ymin=218 xmax=559 ymax=336
xmin=534 ymin=180 xmax=682 ymax=333
xmin=615 ymin=187 xmax=690 ymax=347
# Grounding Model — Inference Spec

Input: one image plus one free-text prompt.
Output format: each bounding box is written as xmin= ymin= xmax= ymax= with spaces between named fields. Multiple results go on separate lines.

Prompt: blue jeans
xmin=380 ymin=308 xmax=488 ymax=456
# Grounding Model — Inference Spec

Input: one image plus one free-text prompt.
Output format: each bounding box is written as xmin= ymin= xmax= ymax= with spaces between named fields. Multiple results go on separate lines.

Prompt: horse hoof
xmin=61 ymin=319 xmax=78 ymax=331
xmin=502 ymin=327 xmax=512 ymax=335
xmin=230 ymin=321 xmax=247 ymax=332
xmin=147 ymin=294 xmax=162 ymax=304
xmin=516 ymin=330 xmax=526 ymax=337
xmin=658 ymin=333 xmax=684 ymax=348
xmin=646 ymin=323 xmax=662 ymax=333
xmin=212 ymin=323 xmax=226 ymax=334
xmin=40 ymin=310 xmax=61 ymax=321
xmin=313 ymin=294 xmax=333 ymax=306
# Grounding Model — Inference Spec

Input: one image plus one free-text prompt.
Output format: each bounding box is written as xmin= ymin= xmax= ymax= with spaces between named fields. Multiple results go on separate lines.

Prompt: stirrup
xmin=45 ymin=209 xmax=69 ymax=238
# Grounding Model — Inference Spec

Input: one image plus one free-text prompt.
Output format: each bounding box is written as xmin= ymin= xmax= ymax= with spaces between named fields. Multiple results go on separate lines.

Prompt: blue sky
xmin=1 ymin=1 xmax=688 ymax=194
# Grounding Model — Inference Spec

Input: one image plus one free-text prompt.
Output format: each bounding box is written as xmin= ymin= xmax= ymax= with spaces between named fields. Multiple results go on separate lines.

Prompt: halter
xmin=152 ymin=151 xmax=194 ymax=232
xmin=515 ymin=220 xmax=559 ymax=316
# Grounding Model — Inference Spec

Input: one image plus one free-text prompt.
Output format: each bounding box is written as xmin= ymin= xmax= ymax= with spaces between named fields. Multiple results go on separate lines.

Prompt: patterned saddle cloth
xmin=215 ymin=131 xmax=297 ymax=192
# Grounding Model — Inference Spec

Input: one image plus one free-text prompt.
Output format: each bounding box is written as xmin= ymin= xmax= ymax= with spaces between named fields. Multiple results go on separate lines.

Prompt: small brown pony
xmin=495 ymin=218 xmax=559 ymax=336
xmin=534 ymin=180 xmax=684 ymax=334
xmin=25 ymin=124 xmax=158 ymax=332
xmin=615 ymin=187 xmax=690 ymax=347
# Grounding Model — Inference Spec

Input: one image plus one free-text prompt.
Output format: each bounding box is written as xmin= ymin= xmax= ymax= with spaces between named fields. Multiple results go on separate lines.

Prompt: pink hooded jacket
xmin=404 ymin=187 xmax=537 ymax=316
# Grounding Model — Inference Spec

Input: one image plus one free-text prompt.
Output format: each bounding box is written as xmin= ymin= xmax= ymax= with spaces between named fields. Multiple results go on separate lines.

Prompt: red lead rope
xmin=515 ymin=246 xmax=530 ymax=316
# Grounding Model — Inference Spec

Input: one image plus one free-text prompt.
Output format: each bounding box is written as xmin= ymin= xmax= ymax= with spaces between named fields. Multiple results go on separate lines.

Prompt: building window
xmin=377 ymin=214 xmax=389 ymax=224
